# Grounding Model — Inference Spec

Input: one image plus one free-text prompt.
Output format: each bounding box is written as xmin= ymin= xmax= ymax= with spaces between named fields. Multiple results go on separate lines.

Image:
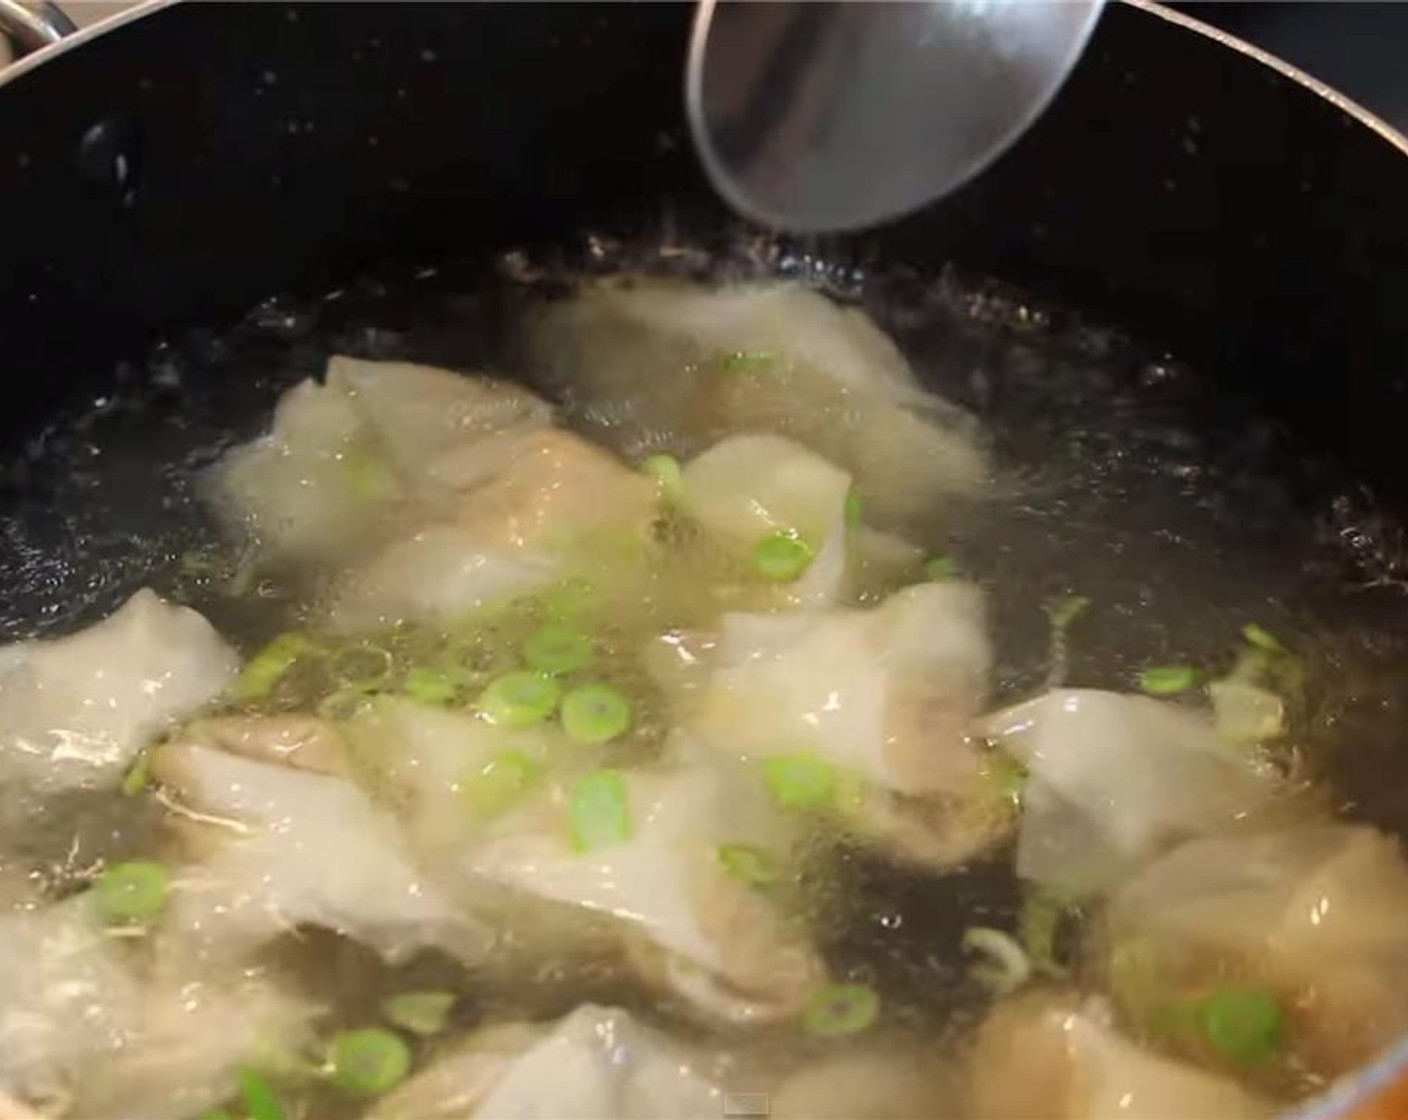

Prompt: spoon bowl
xmin=687 ymin=0 xmax=1105 ymax=232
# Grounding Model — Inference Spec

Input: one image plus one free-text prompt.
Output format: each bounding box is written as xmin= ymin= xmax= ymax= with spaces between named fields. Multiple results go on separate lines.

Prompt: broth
xmin=0 ymin=232 xmax=1406 ymax=1119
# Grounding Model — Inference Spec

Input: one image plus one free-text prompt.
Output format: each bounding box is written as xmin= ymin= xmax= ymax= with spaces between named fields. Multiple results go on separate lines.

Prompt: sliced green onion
xmin=331 ymin=643 xmax=395 ymax=692
xmin=560 ymin=682 xmax=632 ymax=745
xmin=1044 ymin=594 xmax=1090 ymax=631
xmin=752 ymin=530 xmax=814 ymax=582
xmin=234 ymin=631 xmax=322 ymax=700
xmin=93 ymin=860 xmax=170 ymax=926
xmin=1242 ymin=623 xmax=1288 ymax=654
xmin=382 ymin=990 xmax=456 ymax=1037
xmin=641 ymin=454 xmax=685 ymax=503
xmin=962 ymin=926 xmax=1033 ymax=994
xmin=925 ymin=555 xmax=958 ymax=581
xmin=523 ymin=625 xmax=596 ymax=676
xmin=121 ymin=748 xmax=151 ymax=797
xmin=801 ymin=983 xmax=880 ymax=1038
xmin=1018 ymin=889 xmax=1071 ymax=978
xmin=721 ymin=349 xmax=776 ymax=373
xmin=988 ymin=753 xmax=1028 ymax=798
xmin=327 ymin=1027 xmax=412 ymax=1096
xmin=1209 ymin=678 xmax=1286 ymax=743
xmin=476 ymin=670 xmax=561 ymax=728
xmin=569 ymin=769 xmax=632 ymax=853
xmin=238 ymin=1069 xmax=285 ymax=1120
xmin=760 ymin=753 xmax=836 ymax=810
xmin=1138 ymin=665 xmax=1200 ymax=696
xmin=461 ymin=750 xmax=539 ymax=819
xmin=717 ymin=843 xmax=781 ymax=889
xmin=401 ymin=666 xmax=459 ymax=707
xmin=344 ymin=447 xmax=401 ymax=502
xmin=1199 ymin=986 xmax=1284 ymax=1066
xmin=843 ymin=488 xmax=863 ymax=531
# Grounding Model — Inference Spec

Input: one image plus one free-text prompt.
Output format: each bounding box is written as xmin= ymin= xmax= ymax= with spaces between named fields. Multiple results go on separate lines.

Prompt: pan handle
xmin=0 ymin=0 xmax=76 ymax=56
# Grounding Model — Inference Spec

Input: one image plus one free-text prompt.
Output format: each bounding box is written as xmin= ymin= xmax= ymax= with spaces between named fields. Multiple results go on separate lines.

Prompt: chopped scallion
xmin=925 ymin=555 xmax=958 ymax=581
xmin=1138 ymin=665 xmax=1200 ymax=696
xmin=751 ymin=530 xmax=814 ymax=582
xmin=1242 ymin=623 xmax=1288 ymax=654
xmin=721 ymin=349 xmax=776 ymax=373
xmin=1199 ymin=986 xmax=1284 ymax=1066
xmin=844 ymin=487 xmax=863 ymax=531
xmin=717 ymin=843 xmax=781 ymax=889
xmin=1044 ymin=594 xmax=1090 ymax=631
xmin=476 ymin=670 xmax=561 ymax=728
xmin=962 ymin=926 xmax=1033 ymax=994
xmin=121 ymin=749 xmax=151 ymax=797
xmin=343 ymin=447 xmax=401 ymax=502
xmin=327 ymin=1027 xmax=412 ymax=1096
xmin=93 ymin=860 xmax=170 ymax=926
xmin=331 ymin=643 xmax=395 ymax=692
xmin=569 ymin=769 xmax=632 ymax=852
xmin=234 ymin=631 xmax=322 ymax=700
xmin=560 ymin=682 xmax=632 ymax=745
xmin=461 ymin=750 xmax=538 ymax=819
xmin=988 ymin=753 xmax=1028 ymax=798
xmin=801 ymin=983 xmax=880 ymax=1038
xmin=238 ymin=1068 xmax=285 ymax=1120
xmin=641 ymin=454 xmax=685 ymax=502
xmin=523 ymin=625 xmax=596 ymax=676
xmin=760 ymin=753 xmax=836 ymax=810
xmin=382 ymin=989 xmax=456 ymax=1037
xmin=401 ymin=666 xmax=460 ymax=708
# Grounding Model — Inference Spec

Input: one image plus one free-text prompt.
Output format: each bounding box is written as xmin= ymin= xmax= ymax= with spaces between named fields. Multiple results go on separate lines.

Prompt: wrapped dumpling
xmin=151 ymin=732 xmax=489 ymax=968
xmin=688 ymin=581 xmax=1010 ymax=870
xmin=0 ymin=897 xmax=315 ymax=1120
xmin=324 ymin=429 xmax=656 ymax=632
xmin=1104 ymin=824 xmax=1408 ymax=1075
xmin=522 ymin=280 xmax=989 ymax=523
xmin=965 ymin=993 xmax=1270 ymax=1120
xmin=0 ymin=589 xmax=237 ymax=794
xmin=693 ymin=582 xmax=991 ymax=796
xmin=208 ymin=356 xmax=553 ymax=564
xmin=342 ymin=696 xmax=568 ymax=854
xmin=681 ymin=433 xmax=874 ymax=607
xmin=457 ymin=753 xmax=823 ymax=1024
xmin=980 ymin=689 xmax=1278 ymax=895
xmin=371 ymin=1005 xmax=727 ymax=1119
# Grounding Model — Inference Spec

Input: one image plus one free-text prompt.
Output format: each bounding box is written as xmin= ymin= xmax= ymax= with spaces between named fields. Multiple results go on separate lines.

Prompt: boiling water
xmin=2 ymin=231 xmax=1407 ymax=1114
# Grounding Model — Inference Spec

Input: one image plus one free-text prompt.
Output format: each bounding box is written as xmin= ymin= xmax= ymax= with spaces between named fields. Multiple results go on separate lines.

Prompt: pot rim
xmin=0 ymin=2 xmax=1406 ymax=1117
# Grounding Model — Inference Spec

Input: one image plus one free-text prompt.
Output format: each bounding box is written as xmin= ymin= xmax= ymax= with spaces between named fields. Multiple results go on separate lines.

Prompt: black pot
xmin=1 ymin=2 xmax=1407 ymax=1114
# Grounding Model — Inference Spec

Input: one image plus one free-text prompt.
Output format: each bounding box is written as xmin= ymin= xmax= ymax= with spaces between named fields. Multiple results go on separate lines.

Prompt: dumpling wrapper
xmin=208 ymin=356 xmax=553 ymax=564
xmin=370 ymin=1005 xmax=727 ymax=1120
xmin=324 ymin=429 xmax=657 ymax=633
xmin=522 ymin=279 xmax=989 ymax=524
xmin=458 ymin=756 xmax=823 ymax=1025
xmin=966 ymin=993 xmax=1270 ymax=1120
xmin=151 ymin=736 xmax=489 ymax=968
xmin=342 ymin=696 xmax=568 ymax=853
xmin=770 ymin=1046 xmax=955 ymax=1119
xmin=1106 ymin=823 xmax=1408 ymax=1075
xmin=694 ymin=582 xmax=992 ymax=797
xmin=681 ymin=433 xmax=853 ymax=607
xmin=0 ymin=589 xmax=237 ymax=794
xmin=980 ymin=689 xmax=1278 ymax=895
xmin=0 ymin=897 xmax=316 ymax=1120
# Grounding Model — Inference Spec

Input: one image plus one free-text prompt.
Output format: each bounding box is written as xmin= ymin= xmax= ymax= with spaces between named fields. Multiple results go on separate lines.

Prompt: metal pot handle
xmin=0 ymin=0 xmax=76 ymax=56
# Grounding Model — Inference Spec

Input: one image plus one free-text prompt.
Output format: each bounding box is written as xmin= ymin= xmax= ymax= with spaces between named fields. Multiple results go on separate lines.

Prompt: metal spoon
xmin=686 ymin=0 xmax=1105 ymax=233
